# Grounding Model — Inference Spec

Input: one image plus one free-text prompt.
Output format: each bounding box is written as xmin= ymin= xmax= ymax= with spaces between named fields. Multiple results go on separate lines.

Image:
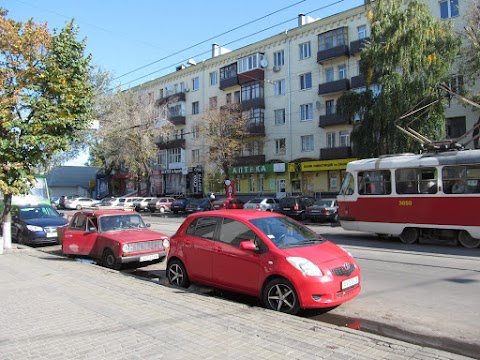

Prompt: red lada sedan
xmin=166 ymin=210 xmax=361 ymax=314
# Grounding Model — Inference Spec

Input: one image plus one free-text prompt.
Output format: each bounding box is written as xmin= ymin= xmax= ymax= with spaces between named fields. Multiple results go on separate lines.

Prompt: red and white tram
xmin=337 ymin=150 xmax=480 ymax=248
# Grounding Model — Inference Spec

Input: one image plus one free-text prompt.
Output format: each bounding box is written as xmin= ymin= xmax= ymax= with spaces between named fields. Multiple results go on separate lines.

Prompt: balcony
xmin=156 ymin=137 xmax=185 ymax=150
xmin=320 ymin=146 xmax=353 ymax=160
xmin=168 ymin=115 xmax=186 ymax=126
xmin=219 ymin=63 xmax=238 ymax=90
xmin=238 ymin=68 xmax=264 ymax=85
xmin=157 ymin=92 xmax=186 ymax=107
xmin=318 ymin=79 xmax=349 ymax=95
xmin=234 ymin=154 xmax=266 ymax=166
xmin=219 ymin=76 xmax=239 ymax=90
xmin=241 ymin=98 xmax=265 ymax=111
xmin=246 ymin=123 xmax=265 ymax=137
xmin=319 ymin=113 xmax=349 ymax=128
xmin=350 ymin=38 xmax=370 ymax=55
xmin=317 ymin=45 xmax=349 ymax=64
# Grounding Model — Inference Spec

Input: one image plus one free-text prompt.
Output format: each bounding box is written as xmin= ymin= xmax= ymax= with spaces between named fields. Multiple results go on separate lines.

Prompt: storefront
xmin=229 ymin=163 xmax=287 ymax=198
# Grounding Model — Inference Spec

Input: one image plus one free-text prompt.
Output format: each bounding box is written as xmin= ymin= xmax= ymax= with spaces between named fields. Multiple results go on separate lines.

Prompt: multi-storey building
xmin=132 ymin=0 xmax=476 ymax=198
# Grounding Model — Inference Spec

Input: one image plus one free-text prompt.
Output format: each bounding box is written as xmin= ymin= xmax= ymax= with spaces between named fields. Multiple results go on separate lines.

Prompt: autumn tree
xmin=0 ymin=9 xmax=94 ymax=248
xmin=459 ymin=0 xmax=480 ymax=101
xmin=91 ymin=90 xmax=173 ymax=196
xmin=337 ymin=0 xmax=460 ymax=158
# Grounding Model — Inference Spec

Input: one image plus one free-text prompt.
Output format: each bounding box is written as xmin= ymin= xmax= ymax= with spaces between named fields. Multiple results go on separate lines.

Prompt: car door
xmin=211 ymin=217 xmax=262 ymax=295
xmin=62 ymin=214 xmax=98 ymax=255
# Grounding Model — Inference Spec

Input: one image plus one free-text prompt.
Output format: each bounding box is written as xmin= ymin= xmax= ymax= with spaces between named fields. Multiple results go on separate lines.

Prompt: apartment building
xmin=132 ymin=0 xmax=476 ymax=198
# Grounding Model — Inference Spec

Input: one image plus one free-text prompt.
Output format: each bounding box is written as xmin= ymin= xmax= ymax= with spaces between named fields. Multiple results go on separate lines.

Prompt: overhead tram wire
xmin=112 ymin=0 xmax=308 ymax=82
xmin=116 ymin=0 xmax=346 ymax=90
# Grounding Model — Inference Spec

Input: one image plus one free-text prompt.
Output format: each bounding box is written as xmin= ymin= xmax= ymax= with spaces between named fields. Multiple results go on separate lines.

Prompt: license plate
xmin=311 ymin=210 xmax=319 ymax=213
xmin=283 ymin=207 xmax=290 ymax=210
xmin=46 ymin=232 xmax=57 ymax=238
xmin=341 ymin=276 xmax=359 ymax=290
xmin=140 ymin=253 xmax=160 ymax=262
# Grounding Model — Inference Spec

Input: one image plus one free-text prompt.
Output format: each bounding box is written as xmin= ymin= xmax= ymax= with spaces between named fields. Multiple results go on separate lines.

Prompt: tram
xmin=337 ymin=149 xmax=480 ymax=248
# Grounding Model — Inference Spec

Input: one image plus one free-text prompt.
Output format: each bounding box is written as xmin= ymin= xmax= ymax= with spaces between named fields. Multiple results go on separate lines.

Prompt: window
xmin=249 ymin=108 xmax=264 ymax=127
xmin=446 ymin=116 xmax=466 ymax=139
xmin=180 ymin=82 xmax=185 ymax=92
xmin=300 ymin=73 xmax=312 ymax=90
xmin=274 ymin=50 xmax=284 ymax=66
xmin=249 ymin=176 xmax=255 ymax=192
xmin=192 ymin=101 xmax=199 ymax=115
xmin=192 ymin=76 xmax=199 ymax=91
xmin=226 ymin=93 xmax=232 ymax=104
xmin=300 ymin=103 xmax=313 ymax=121
xmin=274 ymin=79 xmax=285 ymax=95
xmin=325 ymin=67 xmax=334 ymax=82
xmin=234 ymin=91 xmax=241 ymax=103
xmin=220 ymin=64 xmax=237 ymax=80
xmin=186 ymin=217 xmax=218 ymax=239
xmin=167 ymin=148 xmax=182 ymax=164
xmin=219 ymin=218 xmax=256 ymax=247
xmin=169 ymin=104 xmax=183 ymax=117
xmin=301 ymin=135 xmax=314 ymax=152
xmin=237 ymin=53 xmax=264 ymax=73
xmin=192 ymin=149 xmax=200 ymax=163
xmin=159 ymin=88 xmax=164 ymax=98
xmin=358 ymin=170 xmax=392 ymax=195
xmin=192 ymin=125 xmax=200 ymax=139
xmin=395 ymin=168 xmax=437 ymax=195
xmin=318 ymin=28 xmax=348 ymax=51
xmin=157 ymin=150 xmax=167 ymax=167
xmin=274 ymin=109 xmax=286 ymax=125
xmin=338 ymin=64 xmax=347 ymax=80
xmin=241 ymin=81 xmax=263 ymax=101
xmin=209 ymin=96 xmax=217 ymax=109
xmin=299 ymin=42 xmax=311 ymax=60
xmin=209 ymin=71 xmax=218 ymax=85
xmin=326 ymin=132 xmax=336 ymax=148
xmin=258 ymin=176 xmax=264 ymax=193
xmin=357 ymin=25 xmax=367 ymax=39
xmin=443 ymin=165 xmax=480 ymax=194
xmin=275 ymin=138 xmax=286 ymax=154
xmin=448 ymin=75 xmax=464 ymax=94
xmin=440 ymin=0 xmax=459 ymax=19
xmin=325 ymin=100 xmax=335 ymax=115
xmin=339 ymin=130 xmax=350 ymax=146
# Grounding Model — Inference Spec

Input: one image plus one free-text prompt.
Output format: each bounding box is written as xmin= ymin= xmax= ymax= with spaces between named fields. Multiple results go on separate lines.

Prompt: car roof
xmin=187 ymin=209 xmax=283 ymax=221
xmin=71 ymin=209 xmax=138 ymax=216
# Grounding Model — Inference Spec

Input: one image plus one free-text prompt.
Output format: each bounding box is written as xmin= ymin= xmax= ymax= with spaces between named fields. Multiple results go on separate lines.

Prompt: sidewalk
xmin=0 ymin=246 xmax=474 ymax=360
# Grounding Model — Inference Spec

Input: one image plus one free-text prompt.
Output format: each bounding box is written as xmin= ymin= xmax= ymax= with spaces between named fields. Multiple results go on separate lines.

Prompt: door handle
xmin=65 ymin=235 xmax=72 ymax=238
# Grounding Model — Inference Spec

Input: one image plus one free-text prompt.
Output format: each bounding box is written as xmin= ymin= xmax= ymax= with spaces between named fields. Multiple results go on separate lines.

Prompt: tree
xmin=459 ymin=0 xmax=480 ymax=101
xmin=91 ymin=90 xmax=173 ymax=196
xmin=0 ymin=9 xmax=94 ymax=248
xmin=337 ymin=0 xmax=460 ymax=158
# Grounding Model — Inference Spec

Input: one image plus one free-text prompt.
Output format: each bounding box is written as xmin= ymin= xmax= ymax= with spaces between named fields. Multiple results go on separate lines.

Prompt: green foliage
xmin=459 ymin=0 xmax=480 ymax=100
xmin=337 ymin=0 xmax=461 ymax=158
xmin=0 ymin=8 xmax=94 ymax=214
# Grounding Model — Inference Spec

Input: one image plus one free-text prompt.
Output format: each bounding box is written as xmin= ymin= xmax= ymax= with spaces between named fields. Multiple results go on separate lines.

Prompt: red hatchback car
xmin=166 ymin=210 xmax=361 ymax=314
xmin=211 ymin=197 xmax=244 ymax=210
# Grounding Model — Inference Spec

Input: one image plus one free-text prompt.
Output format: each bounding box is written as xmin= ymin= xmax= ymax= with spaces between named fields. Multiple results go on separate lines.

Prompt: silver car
xmin=243 ymin=197 xmax=279 ymax=212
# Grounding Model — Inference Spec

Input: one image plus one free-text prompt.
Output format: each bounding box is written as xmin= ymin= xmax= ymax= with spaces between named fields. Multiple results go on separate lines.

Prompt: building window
xmin=357 ymin=25 xmax=367 ymax=39
xmin=241 ymin=81 xmax=263 ymax=101
xmin=446 ymin=116 xmax=466 ymax=139
xmin=226 ymin=93 xmax=232 ymax=104
xmin=249 ymin=108 xmax=264 ymax=126
xmin=274 ymin=50 xmax=284 ymax=66
xmin=327 ymin=132 xmax=336 ymax=148
xmin=158 ymin=150 xmax=167 ymax=167
xmin=192 ymin=125 xmax=200 ymax=139
xmin=180 ymin=82 xmax=185 ymax=92
xmin=237 ymin=53 xmax=265 ymax=73
xmin=167 ymin=148 xmax=182 ymax=164
xmin=325 ymin=100 xmax=335 ymax=115
xmin=448 ymin=75 xmax=464 ymax=94
xmin=275 ymin=138 xmax=286 ymax=154
xmin=258 ymin=176 xmax=264 ymax=192
xmin=220 ymin=64 xmax=237 ymax=80
xmin=159 ymin=88 xmax=164 ymax=98
xmin=301 ymin=135 xmax=314 ymax=152
xmin=192 ymin=149 xmax=200 ymax=163
xmin=299 ymin=41 xmax=311 ymax=60
xmin=192 ymin=77 xmax=199 ymax=91
xmin=209 ymin=72 xmax=218 ymax=86
xmin=209 ymin=96 xmax=217 ymax=109
xmin=440 ymin=0 xmax=459 ymax=19
xmin=192 ymin=101 xmax=199 ymax=115
xmin=249 ymin=176 xmax=255 ymax=192
xmin=274 ymin=109 xmax=285 ymax=125
xmin=325 ymin=67 xmax=334 ymax=82
xmin=234 ymin=91 xmax=241 ymax=103
xmin=274 ymin=79 xmax=285 ymax=95
xmin=318 ymin=28 xmax=348 ymax=51
xmin=169 ymin=104 xmax=183 ymax=117
xmin=338 ymin=64 xmax=347 ymax=80
xmin=300 ymin=103 xmax=313 ymax=121
xmin=300 ymin=73 xmax=312 ymax=90
xmin=339 ymin=130 xmax=350 ymax=146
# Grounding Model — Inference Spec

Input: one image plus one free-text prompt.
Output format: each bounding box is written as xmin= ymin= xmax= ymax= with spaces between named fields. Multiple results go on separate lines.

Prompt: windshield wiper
xmin=296 ymin=238 xmax=325 ymax=245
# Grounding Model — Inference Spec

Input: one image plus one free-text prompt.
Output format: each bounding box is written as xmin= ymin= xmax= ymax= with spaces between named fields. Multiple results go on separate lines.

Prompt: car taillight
xmin=294 ymin=204 xmax=299 ymax=210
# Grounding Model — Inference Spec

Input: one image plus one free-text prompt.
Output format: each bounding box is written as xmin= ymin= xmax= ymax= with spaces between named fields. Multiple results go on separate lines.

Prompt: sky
xmin=5 ymin=0 xmax=365 ymax=165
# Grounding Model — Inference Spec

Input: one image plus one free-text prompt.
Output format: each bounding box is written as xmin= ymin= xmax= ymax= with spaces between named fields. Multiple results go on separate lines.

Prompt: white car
xmin=243 ymin=197 xmax=279 ymax=211
xmin=64 ymin=197 xmax=98 ymax=210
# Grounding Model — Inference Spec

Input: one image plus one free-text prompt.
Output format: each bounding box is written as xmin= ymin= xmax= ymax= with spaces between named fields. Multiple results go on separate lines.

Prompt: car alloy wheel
xmin=167 ymin=259 xmax=190 ymax=288
xmin=263 ymin=278 xmax=300 ymax=315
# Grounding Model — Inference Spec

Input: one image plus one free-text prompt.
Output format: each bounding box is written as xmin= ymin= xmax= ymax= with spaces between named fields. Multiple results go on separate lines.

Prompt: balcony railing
xmin=350 ymin=38 xmax=370 ymax=55
xmin=168 ymin=115 xmax=186 ymax=125
xmin=246 ymin=123 xmax=265 ymax=136
xmin=317 ymin=45 xmax=349 ymax=64
xmin=219 ymin=76 xmax=239 ymax=90
xmin=241 ymin=98 xmax=265 ymax=111
xmin=234 ymin=154 xmax=266 ymax=166
xmin=318 ymin=79 xmax=350 ymax=95
xmin=320 ymin=146 xmax=353 ymax=160
xmin=238 ymin=68 xmax=264 ymax=85
xmin=156 ymin=137 xmax=185 ymax=150
xmin=319 ymin=113 xmax=349 ymax=128
xmin=157 ymin=92 xmax=186 ymax=106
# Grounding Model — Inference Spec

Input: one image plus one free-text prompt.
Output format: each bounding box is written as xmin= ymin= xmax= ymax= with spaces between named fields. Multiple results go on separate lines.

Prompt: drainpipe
xmin=285 ymin=30 xmax=293 ymax=193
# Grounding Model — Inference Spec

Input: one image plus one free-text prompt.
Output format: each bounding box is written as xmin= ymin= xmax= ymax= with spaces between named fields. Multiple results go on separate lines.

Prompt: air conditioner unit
xmin=273 ymin=65 xmax=281 ymax=72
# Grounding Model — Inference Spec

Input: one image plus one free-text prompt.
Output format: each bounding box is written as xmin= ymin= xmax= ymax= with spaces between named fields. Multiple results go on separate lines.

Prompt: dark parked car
xmin=166 ymin=210 xmax=361 ymax=315
xmin=11 ymin=204 xmax=68 ymax=246
xmin=170 ymin=197 xmax=195 ymax=214
xmin=185 ymin=198 xmax=213 ymax=213
xmin=276 ymin=196 xmax=315 ymax=220
xmin=211 ymin=197 xmax=244 ymax=210
xmin=305 ymin=198 xmax=339 ymax=223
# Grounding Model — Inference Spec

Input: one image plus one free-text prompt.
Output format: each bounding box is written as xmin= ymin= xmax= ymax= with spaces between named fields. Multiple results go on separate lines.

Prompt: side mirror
xmin=239 ymin=240 xmax=257 ymax=251
xmin=145 ymin=223 xmax=151 ymax=228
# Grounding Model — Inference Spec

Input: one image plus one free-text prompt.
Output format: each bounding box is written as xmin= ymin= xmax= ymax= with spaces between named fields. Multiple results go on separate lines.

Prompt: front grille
xmin=127 ymin=240 xmax=164 ymax=253
xmin=44 ymin=227 xmax=57 ymax=233
xmin=332 ymin=263 xmax=356 ymax=277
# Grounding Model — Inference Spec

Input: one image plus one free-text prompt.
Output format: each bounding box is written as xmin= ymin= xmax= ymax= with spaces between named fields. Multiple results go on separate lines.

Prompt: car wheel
xmin=263 ymin=278 xmax=300 ymax=315
xmin=332 ymin=213 xmax=339 ymax=222
xmin=150 ymin=208 xmax=156 ymax=213
xmin=159 ymin=207 xmax=165 ymax=213
xmin=167 ymin=259 xmax=190 ymax=288
xmin=458 ymin=230 xmax=480 ymax=248
xmin=102 ymin=249 xmax=121 ymax=270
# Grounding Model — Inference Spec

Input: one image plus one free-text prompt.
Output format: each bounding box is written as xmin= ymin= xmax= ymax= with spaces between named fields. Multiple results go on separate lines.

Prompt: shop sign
xmin=289 ymin=158 xmax=357 ymax=172
xmin=230 ymin=163 xmax=285 ymax=175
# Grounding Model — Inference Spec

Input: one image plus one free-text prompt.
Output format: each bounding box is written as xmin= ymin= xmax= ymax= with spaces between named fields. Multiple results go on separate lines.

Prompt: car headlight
xmin=122 ymin=244 xmax=132 ymax=253
xmin=162 ymin=238 xmax=170 ymax=249
xmin=287 ymin=257 xmax=323 ymax=276
xmin=26 ymin=225 xmax=44 ymax=232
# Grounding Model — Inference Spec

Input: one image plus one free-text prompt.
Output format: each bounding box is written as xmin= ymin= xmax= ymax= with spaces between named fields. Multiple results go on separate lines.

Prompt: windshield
xmin=100 ymin=214 xmax=147 ymax=232
xmin=250 ymin=216 xmax=324 ymax=248
xmin=313 ymin=199 xmax=334 ymax=207
xmin=19 ymin=206 xmax=60 ymax=219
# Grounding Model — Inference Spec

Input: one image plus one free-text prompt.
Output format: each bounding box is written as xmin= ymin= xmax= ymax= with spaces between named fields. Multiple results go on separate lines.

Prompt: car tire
xmin=149 ymin=208 xmax=156 ymax=213
xmin=262 ymin=278 xmax=300 ymax=315
xmin=159 ymin=207 xmax=165 ymax=213
xmin=167 ymin=259 xmax=190 ymax=288
xmin=102 ymin=249 xmax=121 ymax=270
xmin=332 ymin=213 xmax=339 ymax=223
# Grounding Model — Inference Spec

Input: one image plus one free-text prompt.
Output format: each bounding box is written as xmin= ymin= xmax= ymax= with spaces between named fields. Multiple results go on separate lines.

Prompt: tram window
xmin=358 ymin=170 xmax=391 ymax=195
xmin=443 ymin=165 xmax=480 ymax=194
xmin=395 ymin=168 xmax=437 ymax=194
xmin=340 ymin=172 xmax=354 ymax=195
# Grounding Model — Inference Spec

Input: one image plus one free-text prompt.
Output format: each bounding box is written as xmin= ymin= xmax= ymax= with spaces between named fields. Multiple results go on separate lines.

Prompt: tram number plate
xmin=140 ymin=254 xmax=160 ymax=262
xmin=341 ymin=276 xmax=359 ymax=290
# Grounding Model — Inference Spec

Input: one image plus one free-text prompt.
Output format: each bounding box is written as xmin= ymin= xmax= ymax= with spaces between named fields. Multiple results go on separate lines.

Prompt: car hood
xmin=99 ymin=229 xmax=169 ymax=243
xmin=279 ymin=241 xmax=352 ymax=264
xmin=23 ymin=218 xmax=67 ymax=227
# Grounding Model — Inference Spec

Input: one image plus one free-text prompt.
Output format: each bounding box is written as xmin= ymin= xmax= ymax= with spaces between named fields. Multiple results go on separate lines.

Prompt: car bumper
xmin=119 ymin=250 xmax=169 ymax=264
xmin=307 ymin=214 xmax=336 ymax=221
xmin=23 ymin=232 xmax=59 ymax=245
